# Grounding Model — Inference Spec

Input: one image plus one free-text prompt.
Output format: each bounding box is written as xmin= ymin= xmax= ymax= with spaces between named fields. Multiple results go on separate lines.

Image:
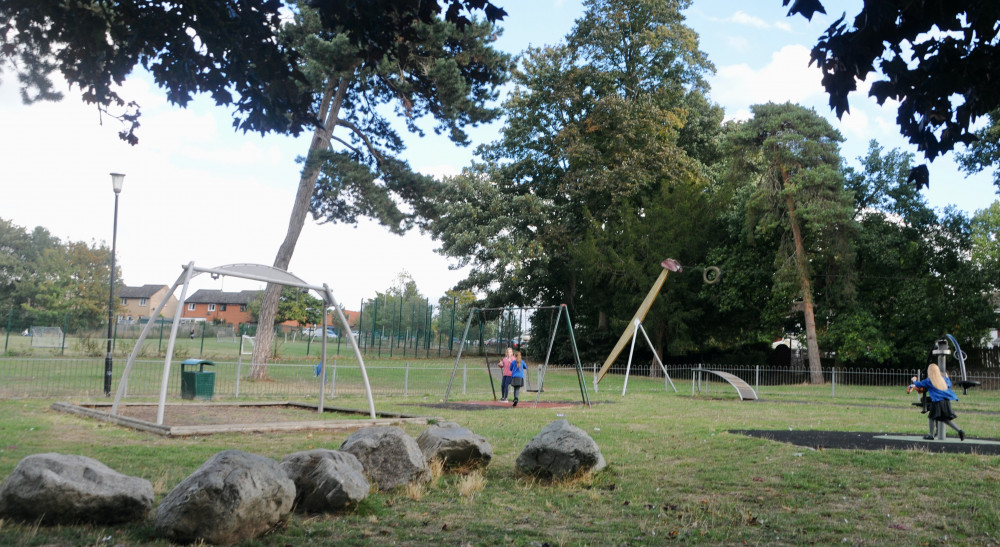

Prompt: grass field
xmin=1 ymin=378 xmax=999 ymax=545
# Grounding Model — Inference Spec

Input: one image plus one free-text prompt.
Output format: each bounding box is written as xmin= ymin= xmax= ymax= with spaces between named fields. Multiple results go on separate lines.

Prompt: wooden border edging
xmin=51 ymin=401 xmax=440 ymax=437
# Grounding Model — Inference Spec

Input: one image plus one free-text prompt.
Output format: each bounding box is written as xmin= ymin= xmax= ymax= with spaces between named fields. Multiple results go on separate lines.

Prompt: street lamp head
xmin=110 ymin=172 xmax=125 ymax=194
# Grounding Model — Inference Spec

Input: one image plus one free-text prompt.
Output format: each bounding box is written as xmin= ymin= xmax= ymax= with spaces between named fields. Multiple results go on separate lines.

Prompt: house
xmin=181 ymin=289 xmax=261 ymax=326
xmin=291 ymin=308 xmax=360 ymax=333
xmin=117 ymin=284 xmax=178 ymax=323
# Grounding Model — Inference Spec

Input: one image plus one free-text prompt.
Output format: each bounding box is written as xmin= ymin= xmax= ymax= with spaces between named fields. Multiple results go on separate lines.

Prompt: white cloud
xmin=729 ymin=11 xmax=770 ymax=29
xmin=837 ymin=109 xmax=869 ymax=138
xmin=710 ymin=44 xmax=824 ymax=117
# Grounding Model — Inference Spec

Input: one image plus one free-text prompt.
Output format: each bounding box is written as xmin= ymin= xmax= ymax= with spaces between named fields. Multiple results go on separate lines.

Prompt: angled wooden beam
xmin=595 ymin=259 xmax=680 ymax=383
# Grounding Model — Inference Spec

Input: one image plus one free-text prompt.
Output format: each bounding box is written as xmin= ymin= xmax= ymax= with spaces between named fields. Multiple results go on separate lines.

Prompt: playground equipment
xmin=620 ymin=317 xmax=677 ymax=395
xmin=691 ymin=365 xmax=758 ymax=400
xmin=445 ymin=304 xmax=591 ymax=407
xmin=110 ymin=262 xmax=374 ymax=424
xmin=596 ymin=258 xmax=750 ymax=399
xmin=594 ymin=258 xmax=681 ymax=384
xmin=916 ymin=335 xmax=980 ymax=440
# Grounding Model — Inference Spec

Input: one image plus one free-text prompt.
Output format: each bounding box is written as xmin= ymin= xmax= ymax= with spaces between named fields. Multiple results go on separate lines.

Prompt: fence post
xmin=4 ymin=308 xmax=11 ymax=352
xmin=61 ymin=312 xmax=68 ymax=356
xmin=755 ymin=365 xmax=759 ymax=395
xmin=449 ymin=296 xmax=456 ymax=355
xmin=831 ymin=367 xmax=836 ymax=398
xmin=462 ymin=361 xmax=467 ymax=395
xmin=329 ymin=360 xmax=337 ymax=396
xmin=404 ymin=361 xmax=410 ymax=396
xmin=199 ymin=322 xmax=206 ymax=357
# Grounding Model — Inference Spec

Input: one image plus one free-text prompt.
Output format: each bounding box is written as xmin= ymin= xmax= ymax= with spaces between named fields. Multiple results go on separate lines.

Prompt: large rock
xmin=155 ymin=450 xmax=294 ymax=545
xmin=281 ymin=449 xmax=369 ymax=513
xmin=516 ymin=420 xmax=606 ymax=480
xmin=339 ymin=426 xmax=429 ymax=490
xmin=416 ymin=422 xmax=492 ymax=469
xmin=0 ymin=453 xmax=153 ymax=525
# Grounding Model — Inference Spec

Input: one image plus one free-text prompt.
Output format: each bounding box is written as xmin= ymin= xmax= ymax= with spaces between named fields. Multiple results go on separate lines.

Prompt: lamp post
xmin=105 ymin=173 xmax=125 ymax=396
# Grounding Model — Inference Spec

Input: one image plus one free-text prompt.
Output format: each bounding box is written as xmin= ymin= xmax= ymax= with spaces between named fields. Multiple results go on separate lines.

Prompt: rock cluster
xmin=0 ymin=419 xmax=603 ymax=543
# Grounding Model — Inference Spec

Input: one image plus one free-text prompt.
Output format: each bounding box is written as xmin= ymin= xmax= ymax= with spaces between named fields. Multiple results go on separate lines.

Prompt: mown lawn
xmin=1 ymin=386 xmax=999 ymax=545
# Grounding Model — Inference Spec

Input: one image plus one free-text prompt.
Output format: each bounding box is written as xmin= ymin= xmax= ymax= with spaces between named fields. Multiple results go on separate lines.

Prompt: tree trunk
xmin=785 ymin=193 xmax=824 ymax=384
xmin=251 ymin=78 xmax=348 ymax=379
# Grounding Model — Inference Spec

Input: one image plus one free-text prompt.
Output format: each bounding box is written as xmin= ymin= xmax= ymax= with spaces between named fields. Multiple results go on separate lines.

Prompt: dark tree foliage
xmin=781 ymin=1 xmax=1000 ymax=188
xmin=0 ymin=0 xmax=506 ymax=144
xmin=310 ymin=0 xmax=506 ymax=65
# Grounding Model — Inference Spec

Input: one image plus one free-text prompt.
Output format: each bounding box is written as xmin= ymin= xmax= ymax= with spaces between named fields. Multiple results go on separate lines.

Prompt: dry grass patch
xmin=456 ymin=470 xmax=486 ymax=502
xmin=427 ymin=458 xmax=445 ymax=486
xmin=406 ymin=481 xmax=425 ymax=501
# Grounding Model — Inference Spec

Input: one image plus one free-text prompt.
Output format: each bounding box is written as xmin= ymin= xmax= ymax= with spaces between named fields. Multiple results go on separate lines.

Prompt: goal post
xmin=29 ymin=326 xmax=64 ymax=349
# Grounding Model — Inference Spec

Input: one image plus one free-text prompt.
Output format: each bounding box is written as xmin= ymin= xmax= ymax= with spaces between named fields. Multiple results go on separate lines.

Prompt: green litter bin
xmin=180 ymin=359 xmax=215 ymax=400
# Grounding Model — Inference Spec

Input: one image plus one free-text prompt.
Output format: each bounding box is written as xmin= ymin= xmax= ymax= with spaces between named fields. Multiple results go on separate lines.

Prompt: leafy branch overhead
xmin=781 ymin=0 xmax=1000 ymax=188
xmin=0 ymin=0 xmax=507 ymax=144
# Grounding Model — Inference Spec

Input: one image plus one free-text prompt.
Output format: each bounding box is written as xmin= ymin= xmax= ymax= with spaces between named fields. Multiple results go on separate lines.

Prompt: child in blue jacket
xmin=908 ymin=363 xmax=965 ymax=441
xmin=510 ymin=351 xmax=527 ymax=407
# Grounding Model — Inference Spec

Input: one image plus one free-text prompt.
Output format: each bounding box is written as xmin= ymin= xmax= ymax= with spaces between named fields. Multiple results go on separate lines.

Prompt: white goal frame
xmin=110 ymin=262 xmax=374 ymax=424
xmin=29 ymin=326 xmax=64 ymax=348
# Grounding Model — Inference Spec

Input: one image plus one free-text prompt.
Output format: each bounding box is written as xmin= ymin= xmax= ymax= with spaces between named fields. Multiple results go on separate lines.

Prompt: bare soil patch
xmin=109 ymin=403 xmax=366 ymax=426
xmin=52 ymin=402 xmax=434 ymax=436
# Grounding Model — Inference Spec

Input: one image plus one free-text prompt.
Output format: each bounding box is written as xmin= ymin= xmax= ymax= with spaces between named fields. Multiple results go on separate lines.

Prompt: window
xmin=139 ymin=298 xmax=148 ymax=306
xmin=208 ymin=304 xmax=216 ymax=312
xmin=120 ymin=297 xmax=127 ymax=306
xmin=240 ymin=305 xmax=247 ymax=312
xmin=220 ymin=304 xmax=227 ymax=312
xmin=187 ymin=303 xmax=195 ymax=311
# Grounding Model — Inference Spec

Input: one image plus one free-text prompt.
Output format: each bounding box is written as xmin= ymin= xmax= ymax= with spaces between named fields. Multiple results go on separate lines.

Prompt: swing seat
xmin=957 ymin=380 xmax=980 ymax=395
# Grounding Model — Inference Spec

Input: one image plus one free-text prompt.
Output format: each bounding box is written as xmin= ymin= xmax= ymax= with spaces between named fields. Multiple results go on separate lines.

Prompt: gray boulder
xmin=0 ymin=452 xmax=153 ymax=525
xmin=516 ymin=420 xmax=606 ymax=480
xmin=339 ymin=426 xmax=429 ymax=490
xmin=281 ymin=449 xmax=369 ymax=513
xmin=154 ymin=450 xmax=294 ymax=545
xmin=417 ymin=421 xmax=492 ymax=469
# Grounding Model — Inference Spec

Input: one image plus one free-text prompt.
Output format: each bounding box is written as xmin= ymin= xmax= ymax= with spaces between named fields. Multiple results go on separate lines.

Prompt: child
xmin=908 ymin=363 xmax=965 ymax=441
xmin=510 ymin=351 xmax=527 ymax=407
xmin=499 ymin=347 xmax=515 ymax=402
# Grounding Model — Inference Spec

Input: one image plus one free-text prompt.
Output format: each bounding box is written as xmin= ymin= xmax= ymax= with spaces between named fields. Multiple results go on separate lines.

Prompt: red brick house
xmin=181 ymin=289 xmax=260 ymax=325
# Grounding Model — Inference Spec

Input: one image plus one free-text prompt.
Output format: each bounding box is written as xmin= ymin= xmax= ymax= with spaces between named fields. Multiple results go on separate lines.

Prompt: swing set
xmin=444 ymin=304 xmax=591 ymax=407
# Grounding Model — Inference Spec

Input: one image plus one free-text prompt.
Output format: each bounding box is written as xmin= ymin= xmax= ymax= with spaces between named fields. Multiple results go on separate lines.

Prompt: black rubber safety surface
xmin=731 ymin=429 xmax=1000 ymax=455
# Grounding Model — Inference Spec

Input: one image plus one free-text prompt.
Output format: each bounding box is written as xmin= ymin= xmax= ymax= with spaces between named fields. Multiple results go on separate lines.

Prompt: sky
xmin=1 ymin=0 xmax=997 ymax=310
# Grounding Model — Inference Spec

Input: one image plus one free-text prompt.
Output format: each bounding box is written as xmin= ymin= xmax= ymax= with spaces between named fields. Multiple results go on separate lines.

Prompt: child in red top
xmin=499 ymin=347 xmax=514 ymax=402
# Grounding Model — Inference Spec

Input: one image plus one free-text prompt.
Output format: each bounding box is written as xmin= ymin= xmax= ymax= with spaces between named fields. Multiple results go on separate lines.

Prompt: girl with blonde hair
xmin=908 ymin=363 xmax=965 ymax=441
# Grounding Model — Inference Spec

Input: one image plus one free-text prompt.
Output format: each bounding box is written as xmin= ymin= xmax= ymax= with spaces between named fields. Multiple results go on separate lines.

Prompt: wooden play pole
xmin=595 ymin=259 xmax=681 ymax=383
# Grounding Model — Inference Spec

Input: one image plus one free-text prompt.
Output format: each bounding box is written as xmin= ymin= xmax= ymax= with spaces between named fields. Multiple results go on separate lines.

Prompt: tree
xmin=781 ymin=1 xmax=1000 ymax=188
xmin=970 ymin=201 xmax=1000 ymax=293
xmin=249 ymin=6 xmax=510 ymax=378
xmin=428 ymin=0 xmax=723 ymax=363
xmin=0 ymin=218 xmax=59 ymax=312
xmin=248 ymin=286 xmax=323 ymax=326
xmin=18 ymin=241 xmax=119 ymax=330
xmin=0 ymin=217 xmax=116 ymax=330
xmin=728 ymin=102 xmax=856 ymax=383
xmin=957 ymin=108 xmax=1000 ymax=193
xmin=834 ymin=141 xmax=995 ymax=365
xmin=0 ymin=0 xmax=506 ymax=144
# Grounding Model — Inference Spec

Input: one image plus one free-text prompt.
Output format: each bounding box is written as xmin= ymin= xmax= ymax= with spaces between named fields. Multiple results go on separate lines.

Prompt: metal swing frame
xmin=110 ymin=262 xmax=375 ymax=425
xmin=444 ymin=304 xmax=590 ymax=407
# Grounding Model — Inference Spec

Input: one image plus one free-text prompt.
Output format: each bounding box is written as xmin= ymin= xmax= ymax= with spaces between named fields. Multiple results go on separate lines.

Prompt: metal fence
xmin=4 ymin=357 xmax=1000 ymax=412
